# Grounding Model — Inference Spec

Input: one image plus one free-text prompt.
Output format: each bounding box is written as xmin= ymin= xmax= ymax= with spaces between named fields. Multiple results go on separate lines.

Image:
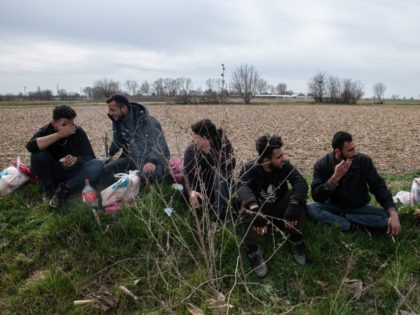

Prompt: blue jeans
xmin=307 ymin=201 xmax=389 ymax=231
xmin=30 ymin=151 xmax=103 ymax=191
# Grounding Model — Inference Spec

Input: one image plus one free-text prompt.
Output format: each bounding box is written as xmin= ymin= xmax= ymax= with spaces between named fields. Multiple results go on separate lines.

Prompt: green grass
xmin=0 ymin=172 xmax=419 ymax=314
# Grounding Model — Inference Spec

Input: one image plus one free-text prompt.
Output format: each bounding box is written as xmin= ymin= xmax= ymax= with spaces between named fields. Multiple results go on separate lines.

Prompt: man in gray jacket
xmin=100 ymin=94 xmax=170 ymax=186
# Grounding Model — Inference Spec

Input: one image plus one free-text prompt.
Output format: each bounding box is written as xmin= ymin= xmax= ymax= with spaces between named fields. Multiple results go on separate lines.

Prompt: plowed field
xmin=1 ymin=104 xmax=419 ymax=175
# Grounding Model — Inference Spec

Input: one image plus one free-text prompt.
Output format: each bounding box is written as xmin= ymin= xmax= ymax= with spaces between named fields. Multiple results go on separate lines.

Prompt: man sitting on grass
xmin=26 ymin=105 xmax=103 ymax=208
xmin=307 ymin=131 xmax=401 ymax=239
xmin=238 ymin=134 xmax=308 ymax=278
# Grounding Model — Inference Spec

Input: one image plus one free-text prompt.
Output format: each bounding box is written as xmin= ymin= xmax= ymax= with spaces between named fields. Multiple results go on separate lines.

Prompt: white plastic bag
xmin=393 ymin=191 xmax=411 ymax=205
xmin=411 ymin=178 xmax=420 ymax=205
xmin=0 ymin=157 xmax=29 ymax=195
xmin=101 ymin=170 xmax=140 ymax=208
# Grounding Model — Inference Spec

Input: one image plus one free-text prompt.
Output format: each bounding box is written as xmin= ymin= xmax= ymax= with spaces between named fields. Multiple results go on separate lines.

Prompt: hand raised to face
xmin=192 ymin=134 xmax=211 ymax=154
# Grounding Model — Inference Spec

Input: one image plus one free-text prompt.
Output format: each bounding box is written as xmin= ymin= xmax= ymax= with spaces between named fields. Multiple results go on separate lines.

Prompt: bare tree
xmin=341 ymin=79 xmax=364 ymax=104
xmin=256 ymin=78 xmax=268 ymax=95
xmin=91 ymin=78 xmax=120 ymax=98
xmin=308 ymin=72 xmax=327 ymax=103
xmin=327 ymin=76 xmax=342 ymax=103
xmin=231 ymin=64 xmax=263 ymax=104
xmin=276 ymin=83 xmax=287 ymax=95
xmin=124 ymin=80 xmax=139 ymax=96
xmin=152 ymin=78 xmax=165 ymax=96
xmin=140 ymin=80 xmax=150 ymax=95
xmin=373 ymin=82 xmax=386 ymax=103
xmin=177 ymin=77 xmax=192 ymax=96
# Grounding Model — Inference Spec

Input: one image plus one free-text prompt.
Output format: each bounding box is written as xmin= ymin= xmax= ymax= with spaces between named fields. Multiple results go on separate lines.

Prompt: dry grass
xmin=1 ymin=103 xmax=419 ymax=175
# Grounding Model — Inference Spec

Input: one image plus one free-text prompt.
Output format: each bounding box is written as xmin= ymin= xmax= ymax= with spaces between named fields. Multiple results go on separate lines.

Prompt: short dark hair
xmin=52 ymin=105 xmax=77 ymax=121
xmin=332 ymin=131 xmax=353 ymax=149
xmin=106 ymin=94 xmax=130 ymax=108
xmin=191 ymin=119 xmax=224 ymax=151
xmin=256 ymin=134 xmax=283 ymax=162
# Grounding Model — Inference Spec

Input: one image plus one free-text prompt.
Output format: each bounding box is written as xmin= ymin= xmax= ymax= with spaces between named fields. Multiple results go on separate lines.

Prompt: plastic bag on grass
xmin=168 ymin=155 xmax=183 ymax=183
xmin=100 ymin=170 xmax=140 ymax=213
xmin=0 ymin=157 xmax=30 ymax=195
xmin=411 ymin=178 xmax=420 ymax=205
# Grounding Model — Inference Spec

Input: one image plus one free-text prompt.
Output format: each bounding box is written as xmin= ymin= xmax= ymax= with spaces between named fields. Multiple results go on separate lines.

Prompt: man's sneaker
xmin=291 ymin=241 xmax=306 ymax=265
xmin=247 ymin=246 xmax=268 ymax=278
xmin=42 ymin=187 xmax=54 ymax=204
xmin=49 ymin=183 xmax=69 ymax=208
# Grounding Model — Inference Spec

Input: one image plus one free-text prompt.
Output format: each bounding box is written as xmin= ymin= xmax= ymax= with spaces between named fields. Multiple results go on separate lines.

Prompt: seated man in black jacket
xmin=307 ymin=131 xmax=400 ymax=238
xmin=238 ymin=135 xmax=308 ymax=278
xmin=26 ymin=105 xmax=103 ymax=208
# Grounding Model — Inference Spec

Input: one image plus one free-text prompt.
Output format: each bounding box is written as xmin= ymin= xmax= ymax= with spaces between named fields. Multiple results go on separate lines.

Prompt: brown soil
xmin=1 ymin=104 xmax=419 ymax=175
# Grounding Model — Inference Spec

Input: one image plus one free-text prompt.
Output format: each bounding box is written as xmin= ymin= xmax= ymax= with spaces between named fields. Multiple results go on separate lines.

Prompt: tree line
xmin=0 ymin=64 xmax=388 ymax=104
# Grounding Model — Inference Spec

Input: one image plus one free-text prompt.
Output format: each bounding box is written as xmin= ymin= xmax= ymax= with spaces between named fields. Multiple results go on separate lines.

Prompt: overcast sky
xmin=1 ymin=0 xmax=420 ymax=98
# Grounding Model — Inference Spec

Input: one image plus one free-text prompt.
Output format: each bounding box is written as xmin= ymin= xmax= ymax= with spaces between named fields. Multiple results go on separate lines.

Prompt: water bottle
xmin=82 ymin=178 xmax=98 ymax=208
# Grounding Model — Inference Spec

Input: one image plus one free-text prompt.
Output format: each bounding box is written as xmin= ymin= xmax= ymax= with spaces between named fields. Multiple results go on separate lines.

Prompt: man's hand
xmin=387 ymin=209 xmax=401 ymax=237
xmin=143 ymin=162 xmax=156 ymax=174
xmin=284 ymin=201 xmax=300 ymax=230
xmin=192 ymin=134 xmax=211 ymax=154
xmin=331 ymin=159 xmax=352 ymax=182
xmin=189 ymin=190 xmax=203 ymax=208
xmin=57 ymin=124 xmax=76 ymax=139
xmin=253 ymin=225 xmax=268 ymax=235
xmin=60 ymin=154 xmax=77 ymax=168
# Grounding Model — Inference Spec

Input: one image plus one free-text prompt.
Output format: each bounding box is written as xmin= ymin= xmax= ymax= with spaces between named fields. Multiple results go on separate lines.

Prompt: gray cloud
xmin=1 ymin=0 xmax=420 ymax=98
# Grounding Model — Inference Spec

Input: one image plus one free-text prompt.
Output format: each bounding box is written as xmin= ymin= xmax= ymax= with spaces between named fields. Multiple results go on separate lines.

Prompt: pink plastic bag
xmin=168 ymin=156 xmax=183 ymax=183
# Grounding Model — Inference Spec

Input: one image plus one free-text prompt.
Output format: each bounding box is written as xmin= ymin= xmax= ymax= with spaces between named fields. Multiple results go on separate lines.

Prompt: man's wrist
xmin=387 ymin=207 xmax=398 ymax=216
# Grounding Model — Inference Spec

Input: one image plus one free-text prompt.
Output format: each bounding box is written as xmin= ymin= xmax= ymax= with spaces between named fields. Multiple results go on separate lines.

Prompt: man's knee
xmin=30 ymin=151 xmax=54 ymax=173
xmin=307 ymin=202 xmax=325 ymax=219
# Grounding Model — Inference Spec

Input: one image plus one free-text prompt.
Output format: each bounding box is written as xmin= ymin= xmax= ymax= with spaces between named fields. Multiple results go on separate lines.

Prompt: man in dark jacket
xmin=238 ymin=135 xmax=308 ymax=277
xmin=26 ymin=105 xmax=103 ymax=208
xmin=308 ymin=131 xmax=400 ymax=238
xmin=101 ymin=94 xmax=170 ymax=186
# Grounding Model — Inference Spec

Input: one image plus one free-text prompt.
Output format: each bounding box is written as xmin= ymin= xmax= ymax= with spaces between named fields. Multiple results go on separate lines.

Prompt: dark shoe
xmin=349 ymin=222 xmax=372 ymax=239
xmin=42 ymin=187 xmax=54 ymax=204
xmin=49 ymin=183 xmax=69 ymax=208
xmin=247 ymin=246 xmax=268 ymax=278
xmin=291 ymin=241 xmax=306 ymax=265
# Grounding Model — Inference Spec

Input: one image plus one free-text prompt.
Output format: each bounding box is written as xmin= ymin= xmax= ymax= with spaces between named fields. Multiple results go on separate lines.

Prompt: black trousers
xmin=239 ymin=191 xmax=305 ymax=250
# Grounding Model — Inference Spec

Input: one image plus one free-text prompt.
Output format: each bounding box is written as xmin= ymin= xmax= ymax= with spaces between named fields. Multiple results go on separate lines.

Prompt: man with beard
xmin=238 ymin=134 xmax=308 ymax=278
xmin=100 ymin=94 xmax=170 ymax=186
xmin=307 ymin=131 xmax=400 ymax=238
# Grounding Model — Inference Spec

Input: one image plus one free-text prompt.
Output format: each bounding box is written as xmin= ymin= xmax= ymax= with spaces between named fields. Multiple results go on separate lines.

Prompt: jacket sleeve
xmin=311 ymin=157 xmax=335 ymax=203
xmin=144 ymin=118 xmax=170 ymax=166
xmin=183 ymin=146 xmax=199 ymax=192
xmin=237 ymin=164 xmax=259 ymax=208
xmin=109 ymin=123 xmax=122 ymax=156
xmin=73 ymin=128 xmax=96 ymax=164
xmin=365 ymin=157 xmax=396 ymax=210
xmin=25 ymin=126 xmax=48 ymax=153
xmin=285 ymin=162 xmax=308 ymax=203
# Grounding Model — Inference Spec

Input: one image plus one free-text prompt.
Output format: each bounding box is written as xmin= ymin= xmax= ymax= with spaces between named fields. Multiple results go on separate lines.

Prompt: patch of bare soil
xmin=1 ymin=104 xmax=419 ymax=175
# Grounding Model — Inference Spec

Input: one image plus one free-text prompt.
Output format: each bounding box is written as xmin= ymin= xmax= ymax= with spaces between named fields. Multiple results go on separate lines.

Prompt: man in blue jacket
xmin=101 ymin=94 xmax=170 ymax=186
xmin=308 ymin=131 xmax=400 ymax=238
xmin=26 ymin=105 xmax=103 ymax=208
xmin=238 ymin=134 xmax=308 ymax=278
